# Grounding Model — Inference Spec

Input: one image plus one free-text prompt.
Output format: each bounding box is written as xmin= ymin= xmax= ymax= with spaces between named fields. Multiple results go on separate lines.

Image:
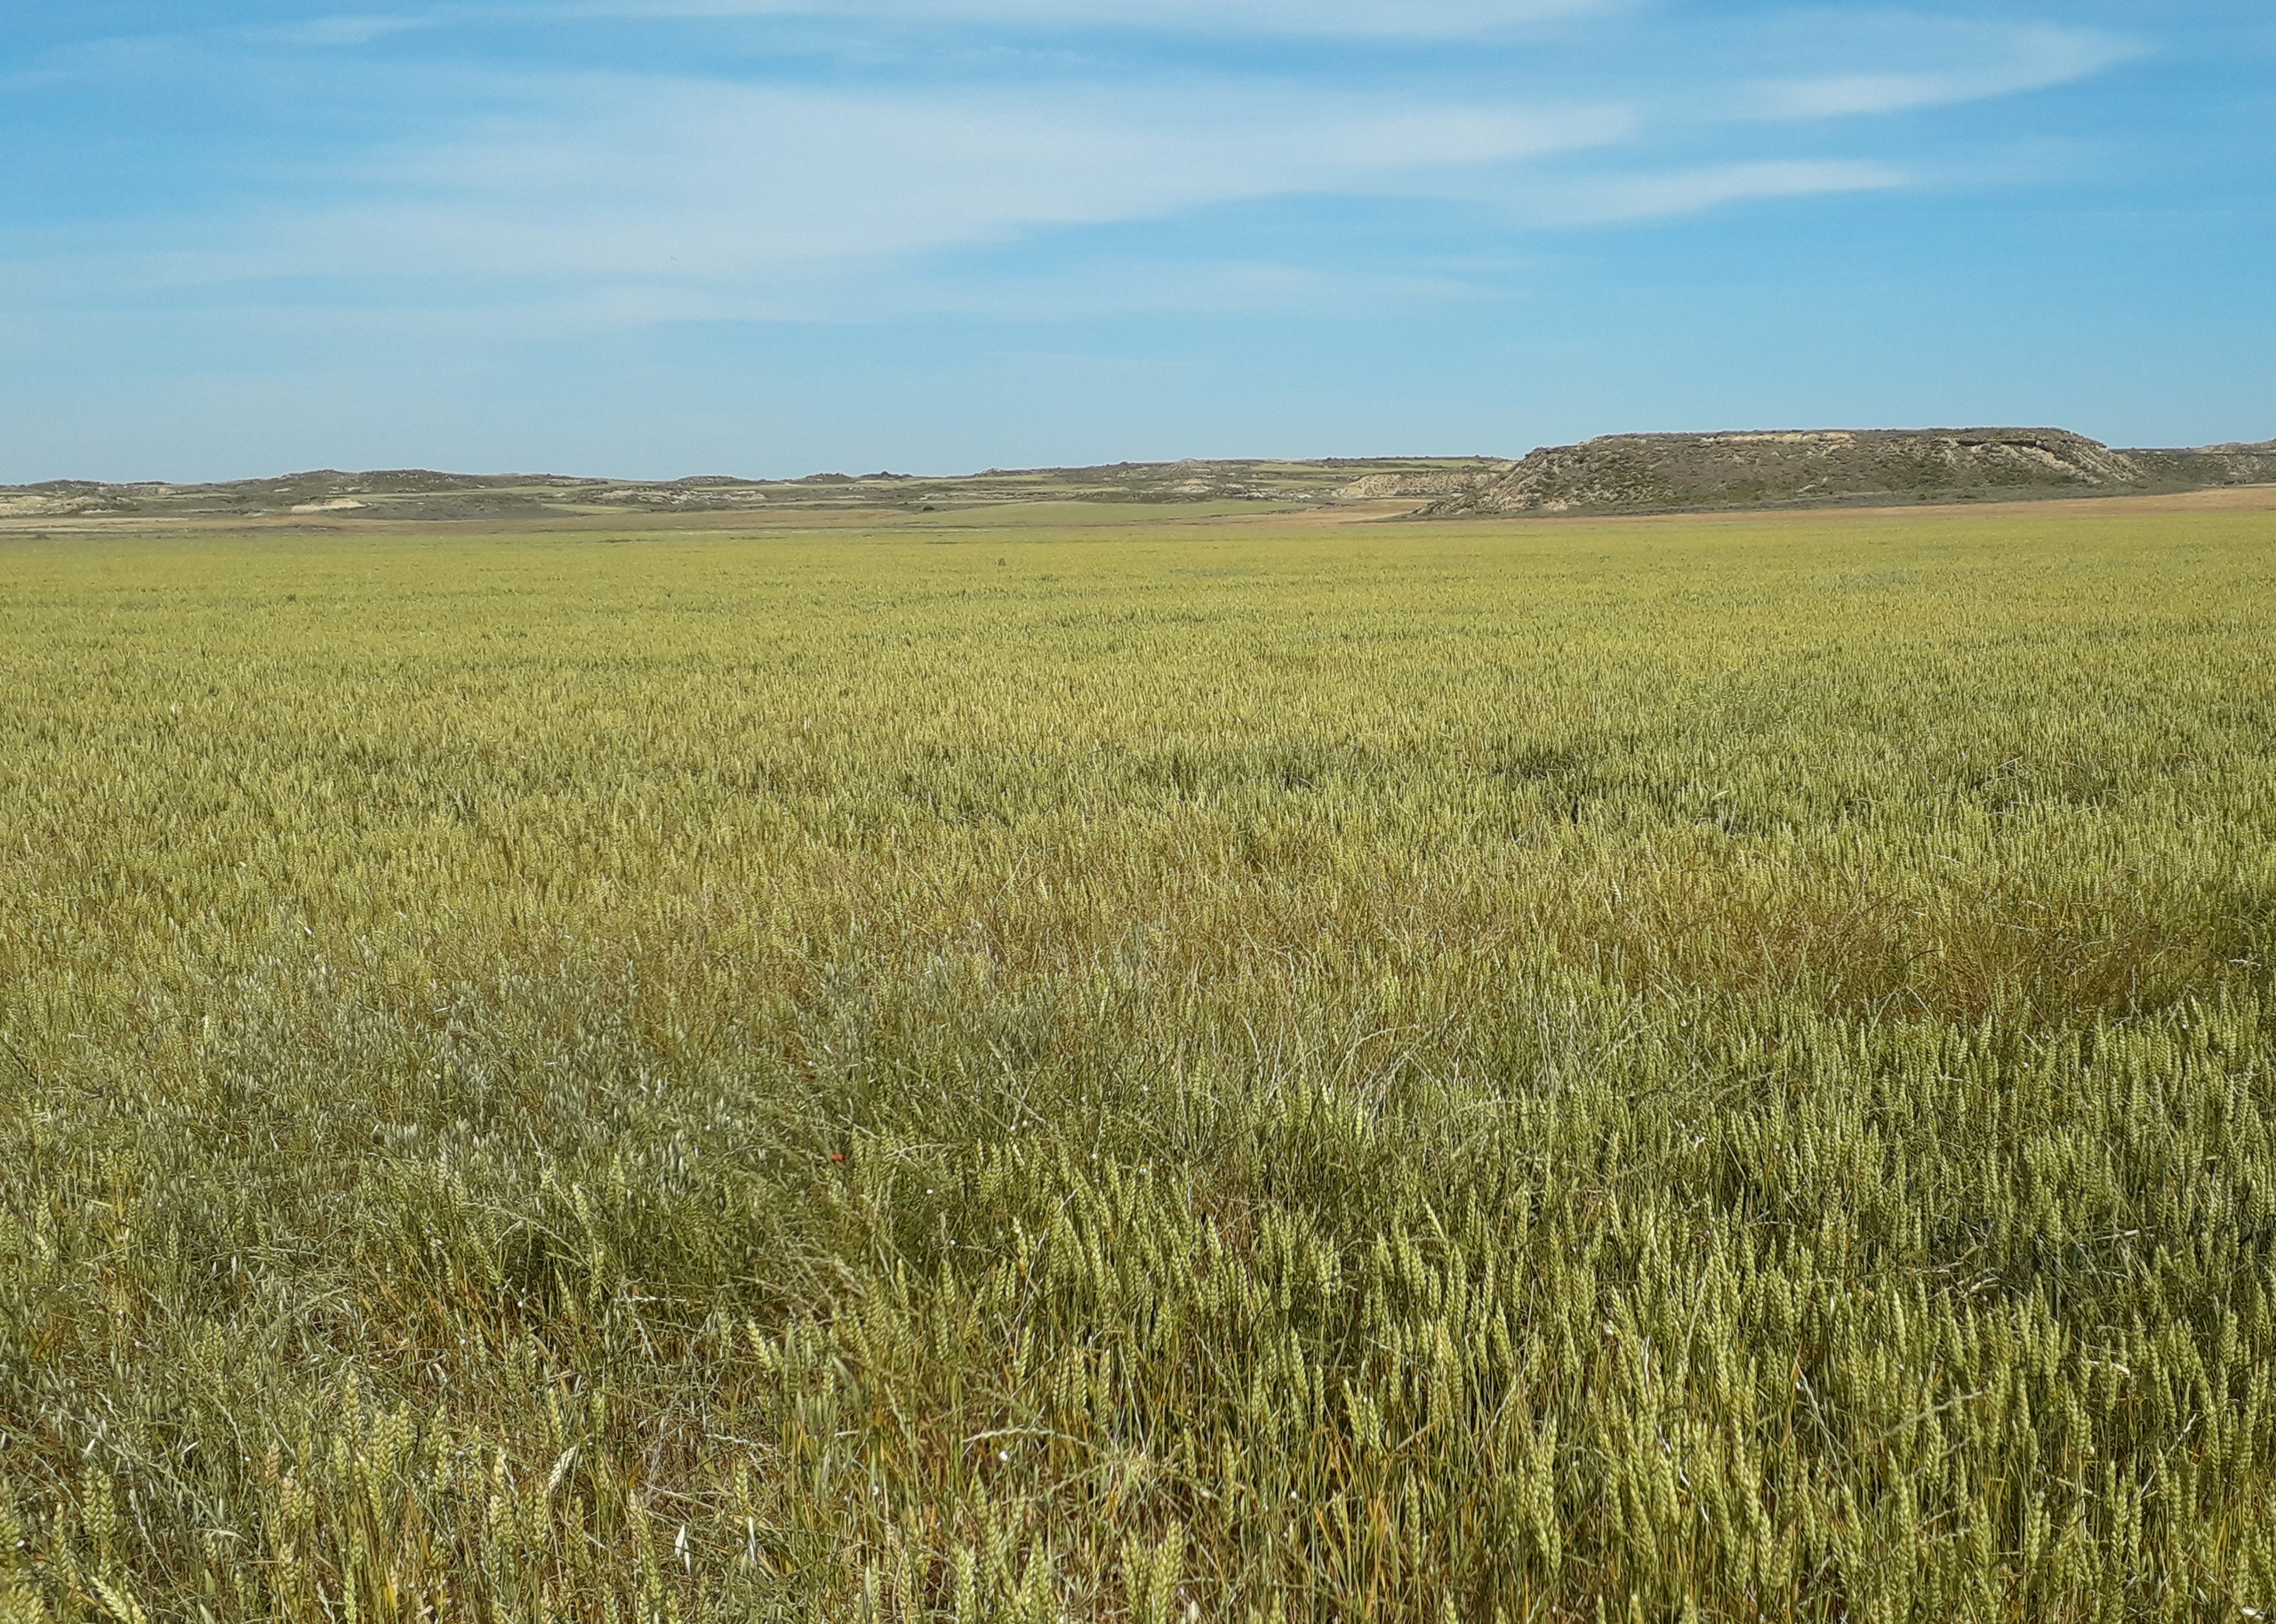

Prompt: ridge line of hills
xmin=4 ymin=428 xmax=2271 ymax=525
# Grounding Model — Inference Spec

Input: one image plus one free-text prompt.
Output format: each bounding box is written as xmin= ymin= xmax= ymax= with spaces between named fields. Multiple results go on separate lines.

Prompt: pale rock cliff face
xmin=1334 ymin=467 xmax=1512 ymax=500
xmin=1422 ymin=428 xmax=2272 ymax=516
xmin=0 ymin=481 xmax=116 ymax=516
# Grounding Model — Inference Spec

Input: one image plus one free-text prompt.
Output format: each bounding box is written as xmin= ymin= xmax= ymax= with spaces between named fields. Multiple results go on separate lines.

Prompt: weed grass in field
xmin=3 ymin=506 xmax=2275 ymax=1620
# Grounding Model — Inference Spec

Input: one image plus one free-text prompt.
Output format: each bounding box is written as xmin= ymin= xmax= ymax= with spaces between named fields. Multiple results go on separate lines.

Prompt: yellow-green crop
xmin=3 ymin=503 xmax=2274 ymax=1621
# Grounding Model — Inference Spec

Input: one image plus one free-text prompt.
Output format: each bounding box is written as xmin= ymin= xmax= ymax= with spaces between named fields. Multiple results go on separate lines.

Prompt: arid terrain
xmin=0 ymin=456 xmax=1503 ymax=527
xmin=5 ymin=428 xmax=2267 ymax=532
xmin=1422 ymin=428 xmax=2276 ymax=516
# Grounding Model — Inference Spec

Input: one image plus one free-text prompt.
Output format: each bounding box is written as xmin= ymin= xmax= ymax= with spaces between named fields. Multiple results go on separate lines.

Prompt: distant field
xmin=4 ymin=503 xmax=2275 ymax=1620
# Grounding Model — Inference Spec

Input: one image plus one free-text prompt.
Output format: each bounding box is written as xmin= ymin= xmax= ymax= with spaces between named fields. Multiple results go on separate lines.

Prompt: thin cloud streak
xmin=1549 ymin=160 xmax=1908 ymax=225
xmin=30 ymin=77 xmax=1637 ymax=293
xmin=1748 ymin=20 xmax=2142 ymax=120
xmin=253 ymin=15 xmax=445 ymax=46
xmin=528 ymin=0 xmax=1623 ymax=39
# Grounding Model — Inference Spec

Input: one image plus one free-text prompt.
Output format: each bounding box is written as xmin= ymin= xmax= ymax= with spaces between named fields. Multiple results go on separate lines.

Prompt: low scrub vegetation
xmin=4 ymin=508 xmax=2273 ymax=1620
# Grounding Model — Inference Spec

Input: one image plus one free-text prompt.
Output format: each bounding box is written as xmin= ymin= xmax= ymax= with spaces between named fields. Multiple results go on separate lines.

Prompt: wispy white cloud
xmin=1545 ymin=159 xmax=1907 ymax=224
xmin=75 ymin=76 xmax=1636 ymax=293
xmin=539 ymin=0 xmax=1623 ymax=39
xmin=248 ymin=0 xmax=1623 ymax=46
xmin=901 ymin=258 xmax=1509 ymax=322
xmin=255 ymin=15 xmax=444 ymax=47
xmin=1748 ymin=20 xmax=2142 ymax=120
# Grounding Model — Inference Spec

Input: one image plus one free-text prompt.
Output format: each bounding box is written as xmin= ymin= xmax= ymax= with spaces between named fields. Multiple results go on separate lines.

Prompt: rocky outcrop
xmin=0 ymin=480 xmax=118 ymax=516
xmin=1334 ymin=467 xmax=1512 ymax=500
xmin=2129 ymin=444 xmax=2276 ymax=488
xmin=1422 ymin=428 xmax=2271 ymax=517
xmin=0 ymin=493 xmax=102 ymax=516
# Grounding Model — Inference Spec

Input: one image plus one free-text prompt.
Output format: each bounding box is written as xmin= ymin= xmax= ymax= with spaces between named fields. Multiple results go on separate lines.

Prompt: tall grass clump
xmin=3 ymin=505 xmax=2275 ymax=1620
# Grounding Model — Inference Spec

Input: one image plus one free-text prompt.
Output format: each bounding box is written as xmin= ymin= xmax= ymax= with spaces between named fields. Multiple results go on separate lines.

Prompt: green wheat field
xmin=4 ymin=500 xmax=2275 ymax=1622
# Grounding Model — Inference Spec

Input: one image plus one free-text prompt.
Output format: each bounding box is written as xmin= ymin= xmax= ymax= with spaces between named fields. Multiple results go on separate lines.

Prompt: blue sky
xmin=2 ymin=2 xmax=2270 ymax=481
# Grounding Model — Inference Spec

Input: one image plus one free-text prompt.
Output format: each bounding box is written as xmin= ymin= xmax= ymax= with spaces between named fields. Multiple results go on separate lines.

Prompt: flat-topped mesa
xmin=1420 ymin=427 xmax=2272 ymax=517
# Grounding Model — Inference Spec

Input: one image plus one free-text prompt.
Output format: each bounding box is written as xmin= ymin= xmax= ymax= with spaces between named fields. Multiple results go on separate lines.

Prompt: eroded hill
xmin=6 ymin=431 xmax=2270 ymax=527
xmin=0 ymin=457 xmax=1506 ymax=525
xmin=1420 ymin=428 xmax=2276 ymax=516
